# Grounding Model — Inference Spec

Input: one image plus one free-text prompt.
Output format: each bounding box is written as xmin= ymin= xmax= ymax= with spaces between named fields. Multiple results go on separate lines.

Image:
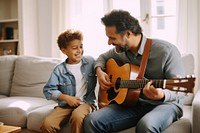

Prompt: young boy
xmin=41 ymin=29 xmax=97 ymax=133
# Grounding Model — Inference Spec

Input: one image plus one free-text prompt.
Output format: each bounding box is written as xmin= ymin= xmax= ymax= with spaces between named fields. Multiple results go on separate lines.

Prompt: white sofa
xmin=0 ymin=54 xmax=199 ymax=133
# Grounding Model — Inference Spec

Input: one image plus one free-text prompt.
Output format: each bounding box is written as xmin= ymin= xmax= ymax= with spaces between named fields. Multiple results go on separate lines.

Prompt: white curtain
xmin=176 ymin=0 xmax=200 ymax=90
xmin=49 ymin=0 xmax=70 ymax=58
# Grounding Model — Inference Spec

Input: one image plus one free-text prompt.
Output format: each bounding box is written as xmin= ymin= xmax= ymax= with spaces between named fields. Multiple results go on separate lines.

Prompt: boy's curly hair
xmin=57 ymin=29 xmax=83 ymax=49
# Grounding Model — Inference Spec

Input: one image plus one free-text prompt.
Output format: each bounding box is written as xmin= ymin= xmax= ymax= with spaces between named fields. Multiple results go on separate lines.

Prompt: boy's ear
xmin=61 ymin=48 xmax=66 ymax=54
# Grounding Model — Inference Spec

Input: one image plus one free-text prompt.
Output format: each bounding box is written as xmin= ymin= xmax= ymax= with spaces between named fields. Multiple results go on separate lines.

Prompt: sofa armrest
xmin=192 ymin=89 xmax=200 ymax=133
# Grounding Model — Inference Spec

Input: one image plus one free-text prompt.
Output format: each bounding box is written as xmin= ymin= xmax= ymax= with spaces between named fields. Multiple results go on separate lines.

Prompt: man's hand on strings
xmin=96 ymin=67 xmax=112 ymax=91
xmin=143 ymin=80 xmax=165 ymax=100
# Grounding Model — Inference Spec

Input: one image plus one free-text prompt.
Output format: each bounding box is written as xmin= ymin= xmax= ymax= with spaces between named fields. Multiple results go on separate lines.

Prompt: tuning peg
xmin=186 ymin=75 xmax=190 ymax=78
xmin=176 ymin=75 xmax=182 ymax=78
xmin=186 ymin=75 xmax=195 ymax=78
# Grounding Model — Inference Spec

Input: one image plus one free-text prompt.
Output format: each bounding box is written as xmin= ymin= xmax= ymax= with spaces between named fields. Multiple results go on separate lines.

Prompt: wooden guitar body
xmin=98 ymin=58 xmax=140 ymax=108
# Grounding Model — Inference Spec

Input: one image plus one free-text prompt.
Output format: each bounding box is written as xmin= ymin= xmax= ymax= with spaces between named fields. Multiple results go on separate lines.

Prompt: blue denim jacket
xmin=43 ymin=56 xmax=97 ymax=107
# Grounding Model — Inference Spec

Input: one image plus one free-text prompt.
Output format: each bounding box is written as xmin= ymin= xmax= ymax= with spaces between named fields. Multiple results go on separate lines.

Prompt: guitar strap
xmin=136 ymin=38 xmax=152 ymax=80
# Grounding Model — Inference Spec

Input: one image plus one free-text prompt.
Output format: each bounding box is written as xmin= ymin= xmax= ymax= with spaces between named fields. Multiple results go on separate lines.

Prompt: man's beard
xmin=117 ymin=44 xmax=129 ymax=53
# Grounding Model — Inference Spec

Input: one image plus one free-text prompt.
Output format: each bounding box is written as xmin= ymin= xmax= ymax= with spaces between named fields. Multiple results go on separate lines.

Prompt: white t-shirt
xmin=66 ymin=62 xmax=87 ymax=103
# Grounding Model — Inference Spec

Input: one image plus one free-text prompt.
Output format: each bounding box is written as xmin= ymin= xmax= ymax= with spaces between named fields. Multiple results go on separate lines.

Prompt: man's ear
xmin=126 ymin=31 xmax=132 ymax=38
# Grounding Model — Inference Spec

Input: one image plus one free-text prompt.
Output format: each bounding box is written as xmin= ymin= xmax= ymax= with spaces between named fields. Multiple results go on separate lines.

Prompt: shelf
xmin=0 ymin=0 xmax=18 ymax=20
xmin=0 ymin=0 xmax=19 ymax=56
xmin=0 ymin=39 xmax=18 ymax=43
xmin=0 ymin=19 xmax=18 ymax=23
xmin=0 ymin=41 xmax=18 ymax=55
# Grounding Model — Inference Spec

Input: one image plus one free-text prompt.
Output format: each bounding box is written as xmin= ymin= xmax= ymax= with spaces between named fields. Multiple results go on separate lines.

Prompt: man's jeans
xmin=84 ymin=102 xmax=181 ymax=133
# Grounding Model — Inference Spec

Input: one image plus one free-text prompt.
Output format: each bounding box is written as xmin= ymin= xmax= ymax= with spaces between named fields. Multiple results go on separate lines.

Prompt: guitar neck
xmin=117 ymin=76 xmax=195 ymax=93
xmin=119 ymin=79 xmax=166 ymax=89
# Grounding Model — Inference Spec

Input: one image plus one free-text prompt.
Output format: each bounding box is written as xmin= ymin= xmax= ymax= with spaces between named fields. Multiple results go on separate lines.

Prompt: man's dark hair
xmin=101 ymin=10 xmax=142 ymax=35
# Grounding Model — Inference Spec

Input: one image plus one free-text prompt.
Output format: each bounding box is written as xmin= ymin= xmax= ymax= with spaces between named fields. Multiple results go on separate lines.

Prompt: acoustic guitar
xmin=98 ymin=58 xmax=196 ymax=108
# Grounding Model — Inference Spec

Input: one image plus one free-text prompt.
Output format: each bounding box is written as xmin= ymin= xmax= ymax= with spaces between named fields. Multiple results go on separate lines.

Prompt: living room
xmin=0 ymin=0 xmax=200 ymax=133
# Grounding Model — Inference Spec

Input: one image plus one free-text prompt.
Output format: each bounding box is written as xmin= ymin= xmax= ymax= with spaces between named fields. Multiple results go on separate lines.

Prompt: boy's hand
xmin=65 ymin=95 xmax=81 ymax=107
xmin=58 ymin=94 xmax=81 ymax=107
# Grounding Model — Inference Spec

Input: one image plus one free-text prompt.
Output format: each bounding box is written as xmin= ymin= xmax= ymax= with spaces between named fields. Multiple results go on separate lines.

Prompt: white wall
xmin=19 ymin=0 xmax=39 ymax=55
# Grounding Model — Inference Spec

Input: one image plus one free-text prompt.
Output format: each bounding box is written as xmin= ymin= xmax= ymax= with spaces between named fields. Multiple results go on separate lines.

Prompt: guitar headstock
xmin=165 ymin=76 xmax=196 ymax=93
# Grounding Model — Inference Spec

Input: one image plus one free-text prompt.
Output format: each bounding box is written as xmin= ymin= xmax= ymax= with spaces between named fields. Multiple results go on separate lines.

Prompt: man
xmin=84 ymin=10 xmax=185 ymax=133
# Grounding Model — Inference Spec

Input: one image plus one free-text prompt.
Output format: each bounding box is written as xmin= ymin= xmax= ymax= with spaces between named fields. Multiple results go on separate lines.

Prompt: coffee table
xmin=0 ymin=125 xmax=21 ymax=133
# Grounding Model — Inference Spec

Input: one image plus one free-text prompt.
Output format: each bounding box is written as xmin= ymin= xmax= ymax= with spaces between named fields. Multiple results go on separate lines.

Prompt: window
xmin=65 ymin=0 xmax=177 ymax=58
xmin=151 ymin=0 xmax=177 ymax=44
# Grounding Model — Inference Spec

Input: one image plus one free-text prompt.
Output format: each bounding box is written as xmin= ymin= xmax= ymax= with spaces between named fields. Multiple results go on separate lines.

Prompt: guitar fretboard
xmin=119 ymin=79 xmax=166 ymax=89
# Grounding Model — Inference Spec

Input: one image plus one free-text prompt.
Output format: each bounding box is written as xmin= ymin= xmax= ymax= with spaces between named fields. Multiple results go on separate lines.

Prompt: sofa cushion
xmin=0 ymin=96 xmax=56 ymax=127
xmin=181 ymin=54 xmax=195 ymax=105
xmin=0 ymin=95 xmax=7 ymax=98
xmin=182 ymin=54 xmax=195 ymax=77
xmin=27 ymin=104 xmax=57 ymax=132
xmin=0 ymin=55 xmax=17 ymax=96
xmin=114 ymin=119 xmax=190 ymax=133
xmin=10 ymin=55 xmax=62 ymax=98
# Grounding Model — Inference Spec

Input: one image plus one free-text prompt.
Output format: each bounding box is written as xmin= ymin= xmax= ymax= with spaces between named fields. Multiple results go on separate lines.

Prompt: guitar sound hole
xmin=107 ymin=87 xmax=118 ymax=101
xmin=115 ymin=78 xmax=121 ymax=90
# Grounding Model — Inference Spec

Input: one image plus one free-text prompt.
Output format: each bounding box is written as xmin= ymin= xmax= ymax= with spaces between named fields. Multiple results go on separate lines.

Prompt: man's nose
xmin=108 ymin=40 xmax=112 ymax=45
